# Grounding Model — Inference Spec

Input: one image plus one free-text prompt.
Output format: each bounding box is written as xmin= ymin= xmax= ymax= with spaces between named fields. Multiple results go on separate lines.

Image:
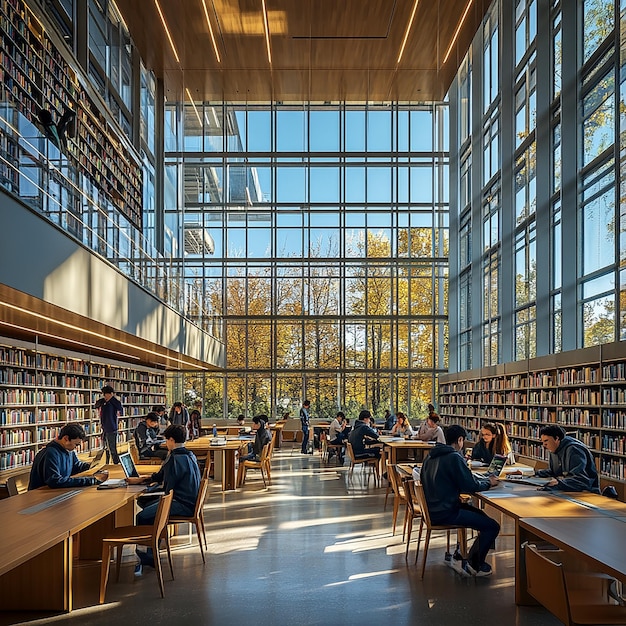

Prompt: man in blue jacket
xmin=28 ymin=423 xmax=108 ymax=489
xmin=420 ymin=424 xmax=500 ymax=577
xmin=348 ymin=410 xmax=381 ymax=459
xmin=99 ymin=385 xmax=123 ymax=464
xmin=535 ymin=424 xmax=600 ymax=493
xmin=128 ymin=424 xmax=201 ymax=572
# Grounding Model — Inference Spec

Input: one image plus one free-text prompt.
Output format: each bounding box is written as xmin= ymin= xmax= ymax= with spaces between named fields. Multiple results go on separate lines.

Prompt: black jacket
xmin=535 ymin=436 xmax=600 ymax=493
xmin=420 ymin=443 xmax=491 ymax=522
xmin=150 ymin=446 xmax=200 ymax=514
xmin=348 ymin=420 xmax=379 ymax=456
xmin=471 ymin=439 xmax=494 ymax=464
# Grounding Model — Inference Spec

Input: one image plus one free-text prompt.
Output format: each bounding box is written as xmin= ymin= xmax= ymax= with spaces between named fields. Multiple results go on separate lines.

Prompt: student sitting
xmin=534 ymin=424 xmax=600 ymax=493
xmin=471 ymin=422 xmax=513 ymax=465
xmin=239 ymin=415 xmax=271 ymax=462
xmin=328 ymin=411 xmax=348 ymax=462
xmin=28 ymin=423 xmax=108 ymax=489
xmin=134 ymin=412 xmax=167 ymax=460
xmin=391 ymin=412 xmax=414 ymax=438
xmin=420 ymin=424 xmax=500 ymax=577
xmin=415 ymin=412 xmax=445 ymax=444
xmin=348 ymin=410 xmax=381 ymax=459
xmin=127 ymin=424 xmax=201 ymax=573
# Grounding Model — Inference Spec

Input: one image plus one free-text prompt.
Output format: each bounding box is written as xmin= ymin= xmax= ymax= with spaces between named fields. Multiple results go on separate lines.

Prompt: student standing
xmin=300 ymin=399 xmax=311 ymax=454
xmin=100 ymin=385 xmax=123 ymax=464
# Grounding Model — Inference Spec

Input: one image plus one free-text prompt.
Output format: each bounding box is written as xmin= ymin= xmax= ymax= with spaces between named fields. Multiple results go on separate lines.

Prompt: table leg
xmin=516 ymin=522 xmax=540 ymax=606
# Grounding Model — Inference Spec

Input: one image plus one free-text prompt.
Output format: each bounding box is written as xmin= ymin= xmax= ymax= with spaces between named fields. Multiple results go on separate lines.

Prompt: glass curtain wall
xmin=164 ymin=103 xmax=449 ymax=420
xmin=448 ymin=0 xmax=621 ymax=372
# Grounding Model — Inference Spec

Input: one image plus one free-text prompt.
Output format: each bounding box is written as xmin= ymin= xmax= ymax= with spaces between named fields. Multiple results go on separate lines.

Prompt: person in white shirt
xmin=328 ymin=411 xmax=348 ymax=462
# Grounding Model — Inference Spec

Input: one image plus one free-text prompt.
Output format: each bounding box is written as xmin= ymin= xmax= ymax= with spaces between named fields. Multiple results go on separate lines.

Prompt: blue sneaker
xmin=134 ymin=562 xmax=143 ymax=576
xmin=135 ymin=549 xmax=155 ymax=569
xmin=474 ymin=563 xmax=493 ymax=577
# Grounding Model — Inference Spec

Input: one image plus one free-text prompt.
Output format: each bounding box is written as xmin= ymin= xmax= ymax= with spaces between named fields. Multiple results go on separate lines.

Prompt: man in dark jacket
xmin=100 ymin=385 xmax=123 ymax=464
xmin=133 ymin=412 xmax=167 ymax=460
xmin=348 ymin=410 xmax=381 ymax=459
xmin=28 ymin=423 xmax=108 ymax=489
xmin=420 ymin=424 xmax=500 ymax=577
xmin=535 ymin=424 xmax=600 ymax=493
xmin=128 ymin=424 xmax=201 ymax=572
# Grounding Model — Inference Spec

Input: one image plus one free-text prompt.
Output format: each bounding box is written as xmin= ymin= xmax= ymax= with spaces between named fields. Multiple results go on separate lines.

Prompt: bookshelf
xmin=439 ymin=343 xmax=626 ymax=496
xmin=0 ymin=0 xmax=143 ymax=228
xmin=0 ymin=336 xmax=166 ymax=479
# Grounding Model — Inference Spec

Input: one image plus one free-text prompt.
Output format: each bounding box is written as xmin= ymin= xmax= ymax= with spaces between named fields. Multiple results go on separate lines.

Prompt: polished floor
xmin=5 ymin=450 xmax=560 ymax=626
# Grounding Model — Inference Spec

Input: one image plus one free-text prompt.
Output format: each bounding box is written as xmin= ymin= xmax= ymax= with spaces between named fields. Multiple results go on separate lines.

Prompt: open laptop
xmin=472 ymin=453 xmax=508 ymax=479
xmin=505 ymin=474 xmax=553 ymax=487
xmin=97 ymin=452 xmax=140 ymax=489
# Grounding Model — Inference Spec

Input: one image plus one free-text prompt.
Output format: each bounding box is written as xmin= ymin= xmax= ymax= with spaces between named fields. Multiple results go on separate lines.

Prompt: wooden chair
xmin=387 ymin=463 xmax=409 ymax=537
xmin=524 ymin=543 xmax=626 ymax=625
xmin=100 ymin=491 xmax=174 ymax=603
xmin=412 ymin=482 xmax=467 ymax=578
xmin=382 ymin=447 xmax=393 ymax=510
xmin=237 ymin=442 xmax=271 ymax=488
xmin=129 ymin=437 xmax=162 ymax=465
xmin=403 ymin=479 xmax=422 ymax=559
xmin=346 ymin=442 xmax=380 ymax=486
xmin=168 ymin=477 xmax=210 ymax=563
xmin=4 ymin=475 xmax=18 ymax=497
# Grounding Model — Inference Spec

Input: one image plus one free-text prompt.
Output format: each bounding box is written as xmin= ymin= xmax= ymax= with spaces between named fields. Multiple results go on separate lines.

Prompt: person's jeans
xmin=103 ymin=431 xmax=119 ymax=464
xmin=301 ymin=426 xmax=309 ymax=453
xmin=137 ymin=498 xmax=192 ymax=525
xmin=434 ymin=503 xmax=500 ymax=569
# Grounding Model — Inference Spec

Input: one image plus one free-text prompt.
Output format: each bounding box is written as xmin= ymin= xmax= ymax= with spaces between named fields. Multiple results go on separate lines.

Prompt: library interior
xmin=1 ymin=1 xmax=626 ymax=625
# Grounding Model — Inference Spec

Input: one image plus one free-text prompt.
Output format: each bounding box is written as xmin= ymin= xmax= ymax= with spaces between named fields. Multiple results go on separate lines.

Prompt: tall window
xmin=165 ymin=103 xmax=449 ymax=419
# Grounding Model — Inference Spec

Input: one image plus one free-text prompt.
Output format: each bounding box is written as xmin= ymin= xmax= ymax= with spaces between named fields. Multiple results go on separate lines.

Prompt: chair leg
xmin=194 ymin=520 xmax=206 ymax=563
xmin=260 ymin=467 xmax=267 ymax=487
xmin=405 ymin=512 xmax=414 ymax=559
xmin=415 ymin=519 xmax=424 ymax=565
xmin=100 ymin=543 xmax=112 ymax=604
xmin=164 ymin=534 xmax=174 ymax=580
xmin=199 ymin=516 xmax=208 ymax=552
xmin=392 ymin=496 xmax=399 ymax=535
xmin=420 ymin=529 xmax=432 ymax=579
xmin=153 ymin=538 xmax=166 ymax=598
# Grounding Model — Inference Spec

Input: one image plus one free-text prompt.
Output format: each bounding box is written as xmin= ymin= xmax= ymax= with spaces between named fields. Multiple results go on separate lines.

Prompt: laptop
xmin=505 ymin=474 xmax=553 ymax=487
xmin=472 ymin=454 xmax=508 ymax=479
xmin=97 ymin=452 xmax=140 ymax=489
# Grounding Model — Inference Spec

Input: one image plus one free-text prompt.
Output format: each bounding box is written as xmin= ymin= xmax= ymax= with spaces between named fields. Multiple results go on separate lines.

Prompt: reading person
xmin=28 ymin=423 xmax=108 ymax=489
xmin=534 ymin=424 xmax=600 ymax=493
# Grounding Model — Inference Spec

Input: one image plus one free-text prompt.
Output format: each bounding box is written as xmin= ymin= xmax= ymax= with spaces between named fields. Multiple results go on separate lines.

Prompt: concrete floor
xmin=4 ymin=450 xmax=560 ymax=626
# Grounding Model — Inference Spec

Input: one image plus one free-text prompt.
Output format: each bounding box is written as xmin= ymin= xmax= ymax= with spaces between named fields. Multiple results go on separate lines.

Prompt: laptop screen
xmin=485 ymin=454 xmax=507 ymax=477
xmin=118 ymin=452 xmax=139 ymax=478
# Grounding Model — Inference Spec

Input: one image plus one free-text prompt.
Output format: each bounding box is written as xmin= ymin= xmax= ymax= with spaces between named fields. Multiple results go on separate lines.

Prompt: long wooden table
xmin=476 ymin=482 xmax=626 ymax=605
xmin=185 ymin=436 xmax=250 ymax=491
xmin=0 ymin=483 xmax=145 ymax=612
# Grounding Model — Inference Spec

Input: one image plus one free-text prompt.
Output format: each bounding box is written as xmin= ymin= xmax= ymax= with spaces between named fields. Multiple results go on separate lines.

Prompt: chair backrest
xmin=259 ymin=441 xmax=271 ymax=463
xmin=192 ymin=478 xmax=210 ymax=519
xmin=413 ymin=482 xmax=433 ymax=527
xmin=387 ymin=463 xmax=403 ymax=499
xmin=5 ymin=475 xmax=18 ymax=497
xmin=128 ymin=439 xmax=140 ymax=464
xmin=345 ymin=442 xmax=356 ymax=463
xmin=154 ymin=491 xmax=174 ymax=539
xmin=268 ymin=431 xmax=277 ymax=457
xmin=523 ymin=543 xmax=572 ymax=626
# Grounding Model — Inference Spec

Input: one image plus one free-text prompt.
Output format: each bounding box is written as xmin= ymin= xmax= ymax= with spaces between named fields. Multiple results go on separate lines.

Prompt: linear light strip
xmin=0 ymin=302 xmax=209 ymax=370
xmin=261 ymin=0 xmax=272 ymax=65
xmin=201 ymin=0 xmax=221 ymax=63
xmin=397 ymin=0 xmax=419 ymax=64
xmin=154 ymin=0 xmax=180 ymax=64
xmin=442 ymin=0 xmax=474 ymax=65
xmin=185 ymin=88 xmax=203 ymax=126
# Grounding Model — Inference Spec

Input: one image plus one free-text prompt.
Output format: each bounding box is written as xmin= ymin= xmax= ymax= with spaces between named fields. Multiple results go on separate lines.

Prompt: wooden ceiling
xmin=116 ymin=0 xmax=488 ymax=102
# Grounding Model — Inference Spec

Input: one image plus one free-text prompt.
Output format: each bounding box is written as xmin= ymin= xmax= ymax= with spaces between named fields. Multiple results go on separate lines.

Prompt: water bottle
xmin=212 ymin=424 xmax=217 ymax=437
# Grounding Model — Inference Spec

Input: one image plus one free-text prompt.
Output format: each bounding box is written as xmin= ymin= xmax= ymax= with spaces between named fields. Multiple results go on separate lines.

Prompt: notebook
xmin=88 ymin=447 xmax=105 ymax=469
xmin=472 ymin=453 xmax=508 ymax=479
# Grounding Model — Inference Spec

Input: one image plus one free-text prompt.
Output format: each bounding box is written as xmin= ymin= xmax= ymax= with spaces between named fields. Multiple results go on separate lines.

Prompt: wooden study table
xmin=379 ymin=437 xmax=435 ymax=465
xmin=475 ymin=482 xmax=626 ymax=605
xmin=0 ymin=484 xmax=144 ymax=612
xmin=185 ymin=436 xmax=250 ymax=491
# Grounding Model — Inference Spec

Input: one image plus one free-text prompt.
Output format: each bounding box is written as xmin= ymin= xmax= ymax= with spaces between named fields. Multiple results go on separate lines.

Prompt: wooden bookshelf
xmin=0 ymin=336 xmax=166 ymax=479
xmin=439 ymin=343 xmax=626 ymax=497
xmin=0 ymin=0 xmax=143 ymax=228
